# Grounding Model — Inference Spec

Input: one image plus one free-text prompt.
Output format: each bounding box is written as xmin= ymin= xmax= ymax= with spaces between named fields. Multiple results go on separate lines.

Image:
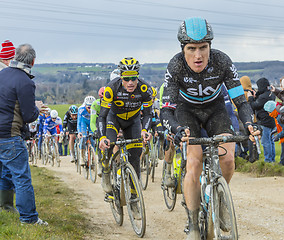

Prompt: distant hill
xmin=33 ymin=61 xmax=284 ymax=104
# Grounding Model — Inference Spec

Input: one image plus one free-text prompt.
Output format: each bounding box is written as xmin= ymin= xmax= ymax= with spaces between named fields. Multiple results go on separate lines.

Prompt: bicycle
xmin=103 ymin=137 xmax=146 ymax=238
xmin=140 ymin=140 xmax=151 ymax=190
xmin=81 ymin=132 xmax=98 ymax=183
xmin=187 ymin=134 xmax=250 ymax=240
xmin=44 ymin=134 xmax=61 ymax=167
xmin=26 ymin=136 xmax=38 ymax=165
xmin=73 ymin=133 xmax=81 ymax=174
xmin=140 ymin=131 xmax=163 ymax=190
xmin=161 ymin=138 xmax=187 ymax=211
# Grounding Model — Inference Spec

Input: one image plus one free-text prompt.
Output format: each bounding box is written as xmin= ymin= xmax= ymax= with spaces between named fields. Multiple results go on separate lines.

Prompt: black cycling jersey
xmin=98 ymin=77 xmax=153 ymax=139
xmin=162 ymin=49 xmax=254 ymax=134
xmin=63 ymin=111 xmax=77 ymax=133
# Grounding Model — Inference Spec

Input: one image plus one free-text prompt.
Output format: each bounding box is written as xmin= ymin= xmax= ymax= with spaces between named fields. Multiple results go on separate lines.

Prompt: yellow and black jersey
xmin=98 ymin=77 xmax=153 ymax=138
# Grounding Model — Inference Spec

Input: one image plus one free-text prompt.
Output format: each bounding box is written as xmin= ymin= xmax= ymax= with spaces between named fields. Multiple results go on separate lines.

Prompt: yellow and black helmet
xmin=118 ymin=57 xmax=140 ymax=75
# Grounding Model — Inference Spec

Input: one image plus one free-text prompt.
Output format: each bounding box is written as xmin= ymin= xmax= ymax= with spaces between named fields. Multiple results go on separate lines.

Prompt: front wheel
xmin=161 ymin=161 xmax=176 ymax=211
xmin=140 ymin=150 xmax=149 ymax=190
xmin=89 ymin=146 xmax=98 ymax=183
xmin=123 ymin=162 xmax=146 ymax=238
xmin=109 ymin=160 xmax=123 ymax=225
xmin=212 ymin=177 xmax=238 ymax=240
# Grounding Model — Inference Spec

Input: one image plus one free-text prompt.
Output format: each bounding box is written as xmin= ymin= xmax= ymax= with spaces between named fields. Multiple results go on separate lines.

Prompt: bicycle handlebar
xmin=109 ymin=137 xmax=143 ymax=147
xmin=187 ymin=135 xmax=249 ymax=145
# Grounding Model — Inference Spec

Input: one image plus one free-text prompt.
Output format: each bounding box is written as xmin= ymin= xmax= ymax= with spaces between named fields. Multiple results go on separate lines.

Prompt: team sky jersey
xmin=77 ymin=105 xmax=92 ymax=135
xmin=90 ymin=99 xmax=101 ymax=132
xmin=162 ymin=49 xmax=254 ymax=133
xmin=98 ymin=77 xmax=153 ymax=138
xmin=63 ymin=111 xmax=77 ymax=131
xmin=43 ymin=116 xmax=63 ymax=135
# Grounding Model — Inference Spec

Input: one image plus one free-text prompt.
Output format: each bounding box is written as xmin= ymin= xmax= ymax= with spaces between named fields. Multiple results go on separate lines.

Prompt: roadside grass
xmin=235 ymin=142 xmax=284 ymax=177
xmin=0 ymin=166 xmax=94 ymax=240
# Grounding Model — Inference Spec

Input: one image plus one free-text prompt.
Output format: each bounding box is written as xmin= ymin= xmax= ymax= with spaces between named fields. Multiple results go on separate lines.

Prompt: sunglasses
xmin=122 ymin=76 xmax=138 ymax=82
xmin=52 ymin=118 xmax=57 ymax=120
xmin=86 ymin=106 xmax=91 ymax=109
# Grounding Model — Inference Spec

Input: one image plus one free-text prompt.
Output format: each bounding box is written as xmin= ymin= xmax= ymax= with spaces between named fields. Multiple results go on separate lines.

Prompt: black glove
xmin=92 ymin=130 xmax=98 ymax=140
xmin=174 ymin=127 xmax=186 ymax=146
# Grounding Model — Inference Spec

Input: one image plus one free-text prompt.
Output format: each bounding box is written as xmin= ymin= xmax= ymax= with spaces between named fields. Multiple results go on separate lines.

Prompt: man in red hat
xmin=0 ymin=40 xmax=15 ymax=70
xmin=0 ymin=40 xmax=17 ymax=213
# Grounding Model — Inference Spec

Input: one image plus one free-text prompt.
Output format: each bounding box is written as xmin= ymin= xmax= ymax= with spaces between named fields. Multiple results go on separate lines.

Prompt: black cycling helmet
xmin=69 ymin=105 xmax=78 ymax=114
xmin=118 ymin=57 xmax=140 ymax=73
xmin=177 ymin=17 xmax=213 ymax=46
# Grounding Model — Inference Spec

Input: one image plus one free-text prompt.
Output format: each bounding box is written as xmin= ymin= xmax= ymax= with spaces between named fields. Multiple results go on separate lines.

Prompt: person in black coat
xmin=248 ymin=77 xmax=276 ymax=163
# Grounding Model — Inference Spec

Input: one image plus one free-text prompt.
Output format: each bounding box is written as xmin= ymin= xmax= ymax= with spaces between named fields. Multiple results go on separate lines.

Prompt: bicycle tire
xmin=162 ymin=161 xmax=177 ymax=211
xmin=89 ymin=146 xmax=98 ymax=183
xmin=151 ymin=141 xmax=158 ymax=183
xmin=83 ymin=147 xmax=89 ymax=180
xmin=33 ymin=143 xmax=38 ymax=165
xmin=140 ymin=150 xmax=149 ymax=190
xmin=123 ymin=162 xmax=146 ymax=237
xmin=42 ymin=143 xmax=48 ymax=165
xmin=109 ymin=159 xmax=123 ymax=226
xmin=212 ymin=177 xmax=238 ymax=240
xmin=54 ymin=142 xmax=60 ymax=167
xmin=77 ymin=144 xmax=81 ymax=174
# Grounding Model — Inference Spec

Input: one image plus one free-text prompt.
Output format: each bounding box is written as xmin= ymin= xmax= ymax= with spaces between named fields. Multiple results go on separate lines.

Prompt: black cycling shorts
xmin=67 ymin=122 xmax=77 ymax=134
xmin=175 ymin=99 xmax=234 ymax=138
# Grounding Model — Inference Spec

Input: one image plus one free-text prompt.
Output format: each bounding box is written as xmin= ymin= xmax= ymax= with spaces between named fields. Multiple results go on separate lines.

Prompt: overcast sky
xmin=1 ymin=0 xmax=284 ymax=64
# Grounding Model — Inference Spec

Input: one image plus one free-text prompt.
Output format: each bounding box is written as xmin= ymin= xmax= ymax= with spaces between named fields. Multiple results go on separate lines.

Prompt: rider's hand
xmin=78 ymin=132 xmax=83 ymax=139
xmin=247 ymin=124 xmax=261 ymax=142
xmin=141 ymin=130 xmax=151 ymax=143
xmin=174 ymin=126 xmax=189 ymax=146
xmin=99 ymin=138 xmax=110 ymax=151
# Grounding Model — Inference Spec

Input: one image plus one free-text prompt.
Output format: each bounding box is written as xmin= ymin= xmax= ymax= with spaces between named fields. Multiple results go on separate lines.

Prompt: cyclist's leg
xmin=122 ymin=117 xmax=142 ymax=179
xmin=101 ymin=114 xmax=119 ymax=193
xmin=175 ymin=103 xmax=203 ymax=238
xmin=205 ymin=104 xmax=235 ymax=184
xmin=79 ymin=136 xmax=87 ymax=166
xmin=69 ymin=133 xmax=76 ymax=162
xmin=163 ymin=133 xmax=176 ymax=187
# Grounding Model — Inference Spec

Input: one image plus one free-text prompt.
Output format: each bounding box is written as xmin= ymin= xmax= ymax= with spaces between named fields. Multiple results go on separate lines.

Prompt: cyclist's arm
xmin=90 ymin=102 xmax=98 ymax=132
xmin=141 ymin=100 xmax=152 ymax=132
xmin=77 ymin=108 xmax=83 ymax=134
xmin=63 ymin=112 xmax=68 ymax=129
xmin=98 ymin=99 xmax=112 ymax=140
xmin=223 ymin=58 xmax=254 ymax=128
xmin=161 ymin=68 xmax=180 ymax=134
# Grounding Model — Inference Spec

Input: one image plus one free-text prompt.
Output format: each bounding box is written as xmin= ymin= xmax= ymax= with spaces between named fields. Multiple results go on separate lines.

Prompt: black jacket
xmin=248 ymin=78 xmax=275 ymax=128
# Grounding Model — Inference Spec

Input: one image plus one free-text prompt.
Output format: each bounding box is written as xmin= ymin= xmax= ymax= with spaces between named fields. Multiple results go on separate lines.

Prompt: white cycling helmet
xmin=110 ymin=69 xmax=120 ymax=81
xmin=46 ymin=108 xmax=51 ymax=115
xmin=84 ymin=95 xmax=95 ymax=106
xmin=50 ymin=110 xmax=58 ymax=118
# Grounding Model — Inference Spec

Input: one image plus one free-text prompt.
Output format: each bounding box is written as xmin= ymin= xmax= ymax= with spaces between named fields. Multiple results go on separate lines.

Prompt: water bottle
xmin=205 ymin=185 xmax=211 ymax=204
xmin=117 ymin=168 xmax=121 ymax=189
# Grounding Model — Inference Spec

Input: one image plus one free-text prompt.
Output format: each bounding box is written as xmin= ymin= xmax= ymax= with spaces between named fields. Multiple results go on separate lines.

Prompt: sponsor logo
xmin=230 ymin=64 xmax=239 ymax=81
xmin=186 ymin=84 xmax=221 ymax=96
xmin=184 ymin=77 xmax=197 ymax=83
xmin=164 ymin=69 xmax=172 ymax=88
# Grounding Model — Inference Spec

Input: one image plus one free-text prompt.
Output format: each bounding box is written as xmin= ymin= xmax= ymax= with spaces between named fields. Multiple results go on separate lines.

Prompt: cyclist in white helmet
xmin=77 ymin=96 xmax=96 ymax=166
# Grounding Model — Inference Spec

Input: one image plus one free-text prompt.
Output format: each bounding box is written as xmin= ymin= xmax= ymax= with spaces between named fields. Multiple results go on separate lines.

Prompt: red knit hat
xmin=0 ymin=40 xmax=15 ymax=59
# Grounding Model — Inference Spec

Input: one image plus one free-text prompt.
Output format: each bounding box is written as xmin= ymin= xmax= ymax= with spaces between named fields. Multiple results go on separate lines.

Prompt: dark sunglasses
xmin=122 ymin=76 xmax=138 ymax=82
xmin=86 ymin=106 xmax=91 ymax=109
xmin=52 ymin=118 xmax=57 ymax=120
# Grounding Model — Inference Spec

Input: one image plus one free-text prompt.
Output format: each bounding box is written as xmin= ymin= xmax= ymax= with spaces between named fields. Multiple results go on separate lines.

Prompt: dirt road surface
xmin=37 ymin=157 xmax=284 ymax=240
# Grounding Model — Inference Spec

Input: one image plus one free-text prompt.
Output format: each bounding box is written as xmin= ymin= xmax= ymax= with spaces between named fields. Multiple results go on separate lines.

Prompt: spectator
xmin=0 ymin=40 xmax=17 ymax=213
xmin=248 ymin=77 xmax=276 ymax=163
xmin=0 ymin=43 xmax=48 ymax=225
xmin=269 ymin=76 xmax=284 ymax=165
xmin=239 ymin=76 xmax=259 ymax=163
